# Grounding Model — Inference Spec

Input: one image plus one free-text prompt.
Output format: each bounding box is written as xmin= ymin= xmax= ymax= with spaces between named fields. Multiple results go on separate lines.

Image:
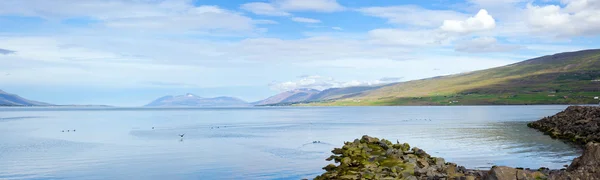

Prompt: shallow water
xmin=0 ymin=106 xmax=581 ymax=179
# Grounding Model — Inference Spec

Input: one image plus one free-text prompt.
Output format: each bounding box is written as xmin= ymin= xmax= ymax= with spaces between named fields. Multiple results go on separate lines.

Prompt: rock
xmin=323 ymin=164 xmax=336 ymax=171
xmin=435 ymin=157 xmax=446 ymax=166
xmin=486 ymin=166 xmax=517 ymax=180
xmin=332 ymin=148 xmax=343 ymax=154
xmin=417 ymin=159 xmax=430 ymax=168
xmin=412 ymin=147 xmax=430 ymax=158
xmin=516 ymin=169 xmax=531 ymax=180
xmin=361 ymin=135 xmax=380 ymax=143
xmin=568 ymin=142 xmax=600 ymax=170
xmin=415 ymin=168 xmax=428 ymax=176
xmin=528 ymin=106 xmax=600 ymax=145
xmin=316 ymin=135 xmax=600 ymax=180
xmin=549 ymin=142 xmax=600 ymax=180
xmin=405 ymin=175 xmax=419 ymax=180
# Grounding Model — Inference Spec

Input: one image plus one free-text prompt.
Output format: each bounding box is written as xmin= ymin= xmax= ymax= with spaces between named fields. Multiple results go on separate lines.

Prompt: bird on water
xmin=179 ymin=134 xmax=185 ymax=138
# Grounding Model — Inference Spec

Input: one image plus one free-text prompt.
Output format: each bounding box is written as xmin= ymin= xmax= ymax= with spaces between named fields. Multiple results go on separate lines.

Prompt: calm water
xmin=0 ymin=106 xmax=581 ymax=179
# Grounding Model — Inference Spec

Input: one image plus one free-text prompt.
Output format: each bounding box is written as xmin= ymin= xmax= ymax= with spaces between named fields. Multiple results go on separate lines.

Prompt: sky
xmin=0 ymin=0 xmax=599 ymax=106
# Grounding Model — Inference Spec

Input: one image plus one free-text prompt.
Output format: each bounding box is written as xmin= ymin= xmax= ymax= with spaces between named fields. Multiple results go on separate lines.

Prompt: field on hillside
xmin=299 ymin=50 xmax=600 ymax=106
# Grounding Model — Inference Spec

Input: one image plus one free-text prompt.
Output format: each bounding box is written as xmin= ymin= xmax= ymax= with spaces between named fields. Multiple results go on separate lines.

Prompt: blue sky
xmin=0 ymin=0 xmax=599 ymax=106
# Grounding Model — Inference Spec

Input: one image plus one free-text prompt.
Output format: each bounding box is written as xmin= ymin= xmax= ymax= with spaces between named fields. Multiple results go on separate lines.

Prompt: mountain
xmin=0 ymin=89 xmax=52 ymax=106
xmin=255 ymin=85 xmax=388 ymax=106
xmin=307 ymin=49 xmax=600 ymax=106
xmin=306 ymin=86 xmax=383 ymax=101
xmin=253 ymin=88 xmax=321 ymax=105
xmin=145 ymin=93 xmax=250 ymax=107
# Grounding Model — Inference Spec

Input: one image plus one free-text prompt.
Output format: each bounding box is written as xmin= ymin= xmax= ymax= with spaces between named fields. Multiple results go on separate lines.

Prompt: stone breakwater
xmin=314 ymin=135 xmax=600 ymax=180
xmin=528 ymin=106 xmax=600 ymax=145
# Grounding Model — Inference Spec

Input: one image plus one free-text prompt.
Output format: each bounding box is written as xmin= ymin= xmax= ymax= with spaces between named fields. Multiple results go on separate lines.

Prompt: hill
xmin=0 ymin=89 xmax=52 ymax=106
xmin=145 ymin=93 xmax=250 ymax=107
xmin=306 ymin=49 xmax=600 ymax=106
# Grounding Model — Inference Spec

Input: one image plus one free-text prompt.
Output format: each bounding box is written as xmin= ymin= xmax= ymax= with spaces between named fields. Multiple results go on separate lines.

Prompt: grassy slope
xmin=307 ymin=49 xmax=600 ymax=106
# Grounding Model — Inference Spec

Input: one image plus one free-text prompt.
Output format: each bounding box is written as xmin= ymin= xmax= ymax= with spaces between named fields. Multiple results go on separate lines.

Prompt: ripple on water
xmin=0 ymin=106 xmax=583 ymax=179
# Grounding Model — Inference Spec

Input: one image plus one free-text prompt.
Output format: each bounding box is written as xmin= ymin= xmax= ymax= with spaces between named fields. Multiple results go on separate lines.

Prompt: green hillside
xmin=307 ymin=49 xmax=600 ymax=106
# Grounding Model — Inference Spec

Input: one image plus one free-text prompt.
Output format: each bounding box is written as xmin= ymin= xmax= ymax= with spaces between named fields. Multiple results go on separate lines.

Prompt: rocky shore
xmin=313 ymin=106 xmax=600 ymax=179
xmin=314 ymin=135 xmax=600 ymax=180
xmin=528 ymin=106 xmax=600 ymax=145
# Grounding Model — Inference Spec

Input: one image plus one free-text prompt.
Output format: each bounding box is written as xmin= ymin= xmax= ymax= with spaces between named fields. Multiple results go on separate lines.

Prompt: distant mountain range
xmin=253 ymin=88 xmax=321 ymax=105
xmin=0 ymin=89 xmax=52 ymax=106
xmin=253 ymin=86 xmax=384 ymax=106
xmin=145 ymin=93 xmax=250 ymax=107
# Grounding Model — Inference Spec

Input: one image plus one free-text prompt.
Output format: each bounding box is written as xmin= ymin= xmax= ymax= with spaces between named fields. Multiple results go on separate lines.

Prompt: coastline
xmin=315 ymin=135 xmax=598 ymax=180
xmin=314 ymin=106 xmax=600 ymax=180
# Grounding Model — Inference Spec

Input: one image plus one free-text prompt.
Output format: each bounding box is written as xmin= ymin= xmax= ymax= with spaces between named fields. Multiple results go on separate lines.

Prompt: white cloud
xmin=254 ymin=19 xmax=279 ymax=24
xmin=275 ymin=0 xmax=344 ymax=12
xmin=291 ymin=17 xmax=321 ymax=23
xmin=104 ymin=6 xmax=256 ymax=32
xmin=241 ymin=0 xmax=343 ymax=16
xmin=0 ymin=0 xmax=261 ymax=33
xmin=525 ymin=0 xmax=600 ymax=37
xmin=269 ymin=75 xmax=395 ymax=91
xmin=240 ymin=2 xmax=290 ymax=16
xmin=368 ymin=29 xmax=448 ymax=46
xmin=440 ymin=9 xmax=496 ymax=34
xmin=358 ymin=5 xmax=467 ymax=27
xmin=455 ymin=37 xmax=522 ymax=53
xmin=332 ymin=27 xmax=343 ymax=31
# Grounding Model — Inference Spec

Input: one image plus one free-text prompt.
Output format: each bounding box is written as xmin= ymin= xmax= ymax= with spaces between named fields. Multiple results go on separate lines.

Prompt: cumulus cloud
xmin=269 ymin=75 xmax=398 ymax=91
xmin=525 ymin=0 xmax=600 ymax=37
xmin=440 ymin=9 xmax=496 ymax=34
xmin=291 ymin=17 xmax=321 ymax=23
xmin=358 ymin=5 xmax=467 ymax=27
xmin=0 ymin=48 xmax=16 ymax=55
xmin=455 ymin=37 xmax=522 ymax=53
xmin=240 ymin=2 xmax=290 ymax=16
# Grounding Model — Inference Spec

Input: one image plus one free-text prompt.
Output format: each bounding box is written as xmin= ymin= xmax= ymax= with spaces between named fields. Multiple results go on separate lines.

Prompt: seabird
xmin=179 ymin=134 xmax=185 ymax=138
xmin=67 ymin=130 xmax=70 ymax=132
xmin=73 ymin=129 xmax=76 ymax=132
xmin=152 ymin=127 xmax=154 ymax=129
xmin=62 ymin=130 xmax=64 ymax=132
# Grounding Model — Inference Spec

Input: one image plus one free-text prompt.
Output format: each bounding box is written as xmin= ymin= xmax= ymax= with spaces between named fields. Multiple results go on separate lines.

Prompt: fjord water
xmin=0 ymin=106 xmax=581 ymax=179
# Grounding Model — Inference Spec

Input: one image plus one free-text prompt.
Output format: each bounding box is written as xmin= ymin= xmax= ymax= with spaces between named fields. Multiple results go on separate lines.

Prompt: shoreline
xmin=314 ymin=106 xmax=600 ymax=180
xmin=315 ymin=135 xmax=598 ymax=180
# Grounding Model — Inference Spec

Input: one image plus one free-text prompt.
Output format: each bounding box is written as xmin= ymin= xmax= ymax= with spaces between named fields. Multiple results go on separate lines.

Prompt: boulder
xmin=549 ymin=142 xmax=600 ymax=180
xmin=486 ymin=166 xmax=517 ymax=180
xmin=568 ymin=142 xmax=600 ymax=170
